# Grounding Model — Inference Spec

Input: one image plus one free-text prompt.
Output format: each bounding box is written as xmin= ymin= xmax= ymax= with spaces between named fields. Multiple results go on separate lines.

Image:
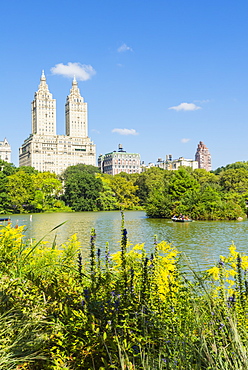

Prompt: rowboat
xmin=0 ymin=218 xmax=11 ymax=226
xmin=171 ymin=217 xmax=193 ymax=222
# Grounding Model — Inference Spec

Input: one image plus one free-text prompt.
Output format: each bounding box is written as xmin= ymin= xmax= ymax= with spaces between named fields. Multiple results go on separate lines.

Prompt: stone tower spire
xmin=32 ymin=71 xmax=56 ymax=135
xmin=65 ymin=78 xmax=88 ymax=137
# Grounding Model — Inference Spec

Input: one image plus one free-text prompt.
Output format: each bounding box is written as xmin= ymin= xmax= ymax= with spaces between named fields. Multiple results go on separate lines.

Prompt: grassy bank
xmin=1 ymin=216 xmax=248 ymax=369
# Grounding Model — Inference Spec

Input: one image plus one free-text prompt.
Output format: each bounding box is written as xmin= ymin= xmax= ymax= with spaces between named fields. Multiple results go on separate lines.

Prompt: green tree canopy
xmin=31 ymin=172 xmax=67 ymax=212
xmin=193 ymin=168 xmax=218 ymax=185
xmin=0 ymin=160 xmax=16 ymax=213
xmin=168 ymin=167 xmax=200 ymax=200
xmin=17 ymin=166 xmax=38 ymax=175
xmin=62 ymin=164 xmax=100 ymax=181
xmin=219 ymin=168 xmax=248 ymax=193
xmin=64 ymin=171 xmax=102 ymax=211
xmin=7 ymin=171 xmax=36 ymax=213
xmin=96 ymin=174 xmax=118 ymax=211
xmin=6 ymin=170 xmax=67 ymax=213
xmin=134 ymin=167 xmax=166 ymax=206
xmin=214 ymin=161 xmax=248 ymax=174
xmin=109 ymin=173 xmax=140 ymax=210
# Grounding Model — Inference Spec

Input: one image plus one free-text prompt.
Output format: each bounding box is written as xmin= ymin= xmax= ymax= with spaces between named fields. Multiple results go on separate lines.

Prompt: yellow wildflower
xmin=226 ymin=279 xmax=235 ymax=286
xmin=241 ymin=255 xmax=248 ymax=270
xmin=228 ymin=269 xmax=237 ymax=277
xmin=229 ymin=244 xmax=238 ymax=258
xmin=207 ymin=266 xmax=220 ymax=280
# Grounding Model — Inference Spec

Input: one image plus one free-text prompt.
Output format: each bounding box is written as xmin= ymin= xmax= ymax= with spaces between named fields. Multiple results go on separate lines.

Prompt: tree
xmin=143 ymin=164 xmax=248 ymax=220
xmin=16 ymin=166 xmax=38 ymax=175
xmin=214 ymin=161 xmax=248 ymax=175
xmin=31 ymin=172 xmax=66 ymax=212
xmin=64 ymin=171 xmax=102 ymax=211
xmin=219 ymin=168 xmax=248 ymax=193
xmin=145 ymin=191 xmax=173 ymax=218
xmin=109 ymin=174 xmax=140 ymax=209
xmin=168 ymin=167 xmax=200 ymax=200
xmin=96 ymin=174 xmax=118 ymax=211
xmin=135 ymin=167 xmax=166 ymax=206
xmin=62 ymin=164 xmax=100 ymax=181
xmin=7 ymin=171 xmax=36 ymax=213
xmin=6 ymin=170 xmax=68 ymax=213
xmin=180 ymin=186 xmax=246 ymax=221
xmin=0 ymin=160 xmax=17 ymax=213
xmin=0 ymin=160 xmax=16 ymax=176
xmin=193 ymin=168 xmax=218 ymax=185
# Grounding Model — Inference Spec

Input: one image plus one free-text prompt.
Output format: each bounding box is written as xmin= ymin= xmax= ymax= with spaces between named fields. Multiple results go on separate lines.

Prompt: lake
xmin=3 ymin=210 xmax=248 ymax=271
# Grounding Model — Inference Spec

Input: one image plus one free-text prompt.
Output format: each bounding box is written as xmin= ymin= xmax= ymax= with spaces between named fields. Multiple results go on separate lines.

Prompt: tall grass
xmin=0 ymin=219 xmax=248 ymax=369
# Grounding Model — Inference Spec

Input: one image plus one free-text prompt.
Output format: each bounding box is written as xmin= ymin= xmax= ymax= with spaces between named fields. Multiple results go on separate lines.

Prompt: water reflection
xmin=4 ymin=211 xmax=248 ymax=271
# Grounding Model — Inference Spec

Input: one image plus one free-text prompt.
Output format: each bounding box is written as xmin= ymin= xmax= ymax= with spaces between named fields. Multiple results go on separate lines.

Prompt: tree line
xmin=1 ymin=159 xmax=248 ymax=220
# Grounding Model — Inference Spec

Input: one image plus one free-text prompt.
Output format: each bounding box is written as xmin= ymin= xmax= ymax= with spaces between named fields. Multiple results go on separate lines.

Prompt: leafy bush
xmin=1 ymin=219 xmax=248 ymax=368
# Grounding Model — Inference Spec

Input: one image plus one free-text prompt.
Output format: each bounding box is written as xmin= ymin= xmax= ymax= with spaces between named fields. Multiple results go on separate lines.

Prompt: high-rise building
xmin=195 ymin=141 xmax=211 ymax=171
xmin=98 ymin=145 xmax=141 ymax=175
xmin=19 ymin=72 xmax=96 ymax=174
xmin=0 ymin=138 xmax=11 ymax=163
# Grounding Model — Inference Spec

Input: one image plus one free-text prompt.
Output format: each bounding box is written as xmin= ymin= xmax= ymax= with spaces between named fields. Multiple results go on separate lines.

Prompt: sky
xmin=0 ymin=0 xmax=248 ymax=170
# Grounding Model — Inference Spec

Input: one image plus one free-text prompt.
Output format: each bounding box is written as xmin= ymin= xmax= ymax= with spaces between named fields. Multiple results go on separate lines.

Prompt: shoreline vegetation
xmin=1 ymin=215 xmax=248 ymax=369
xmin=1 ymin=160 xmax=248 ymax=220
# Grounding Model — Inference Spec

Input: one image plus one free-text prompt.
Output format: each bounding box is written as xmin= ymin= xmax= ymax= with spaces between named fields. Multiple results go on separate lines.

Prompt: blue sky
xmin=1 ymin=0 xmax=248 ymax=170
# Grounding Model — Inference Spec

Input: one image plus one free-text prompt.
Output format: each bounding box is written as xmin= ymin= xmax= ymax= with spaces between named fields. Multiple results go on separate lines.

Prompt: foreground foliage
xmin=1 ymin=218 xmax=248 ymax=369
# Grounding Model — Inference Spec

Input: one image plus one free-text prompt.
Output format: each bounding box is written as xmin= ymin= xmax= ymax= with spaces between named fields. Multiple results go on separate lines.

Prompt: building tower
xmin=65 ymin=77 xmax=88 ymax=138
xmin=32 ymin=70 xmax=56 ymax=135
xmin=0 ymin=138 xmax=11 ymax=163
xmin=195 ymin=141 xmax=212 ymax=171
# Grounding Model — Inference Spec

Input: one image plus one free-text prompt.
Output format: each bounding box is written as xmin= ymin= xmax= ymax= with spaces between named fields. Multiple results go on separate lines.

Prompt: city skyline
xmin=1 ymin=1 xmax=248 ymax=170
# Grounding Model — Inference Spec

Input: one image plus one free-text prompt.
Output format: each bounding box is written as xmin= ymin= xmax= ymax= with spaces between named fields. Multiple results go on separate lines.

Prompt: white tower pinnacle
xmin=65 ymin=77 xmax=88 ymax=137
xmin=31 ymin=71 xmax=56 ymax=135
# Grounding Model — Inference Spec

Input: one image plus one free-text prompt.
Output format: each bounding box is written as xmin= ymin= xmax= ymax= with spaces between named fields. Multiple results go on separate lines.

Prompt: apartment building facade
xmin=98 ymin=145 xmax=141 ymax=175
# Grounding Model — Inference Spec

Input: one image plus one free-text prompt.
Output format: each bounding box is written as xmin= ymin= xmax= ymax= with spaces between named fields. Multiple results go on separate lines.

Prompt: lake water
xmin=3 ymin=211 xmax=248 ymax=271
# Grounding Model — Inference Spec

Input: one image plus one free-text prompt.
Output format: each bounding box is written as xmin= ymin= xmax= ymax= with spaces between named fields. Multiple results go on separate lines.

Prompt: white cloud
xmin=169 ymin=102 xmax=201 ymax=111
xmin=181 ymin=138 xmax=190 ymax=143
xmin=91 ymin=129 xmax=100 ymax=134
xmin=194 ymin=99 xmax=210 ymax=104
xmin=112 ymin=128 xmax=138 ymax=135
xmin=117 ymin=43 xmax=133 ymax=52
xmin=51 ymin=62 xmax=96 ymax=81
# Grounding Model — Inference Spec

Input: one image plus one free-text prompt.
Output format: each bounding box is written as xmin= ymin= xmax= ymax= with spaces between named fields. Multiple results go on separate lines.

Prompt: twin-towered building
xmin=19 ymin=71 xmax=96 ymax=174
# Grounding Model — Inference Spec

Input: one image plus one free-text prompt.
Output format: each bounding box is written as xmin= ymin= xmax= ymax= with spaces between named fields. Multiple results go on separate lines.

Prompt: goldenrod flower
xmin=207 ymin=266 xmax=220 ymax=280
